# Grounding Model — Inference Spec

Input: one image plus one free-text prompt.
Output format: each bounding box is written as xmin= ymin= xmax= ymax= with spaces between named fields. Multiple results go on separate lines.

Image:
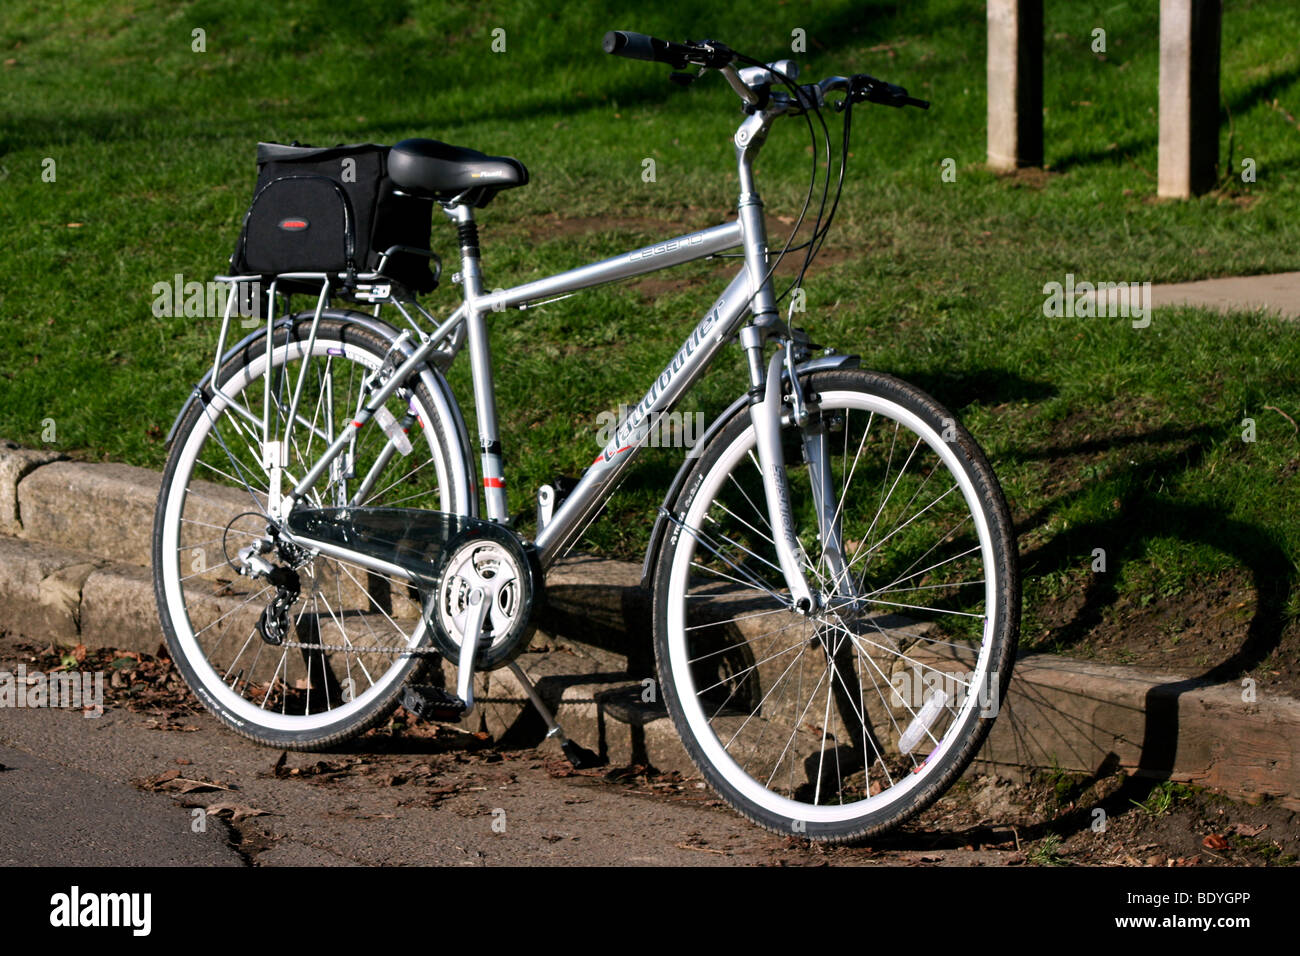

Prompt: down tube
xmin=534 ymin=268 xmax=754 ymax=568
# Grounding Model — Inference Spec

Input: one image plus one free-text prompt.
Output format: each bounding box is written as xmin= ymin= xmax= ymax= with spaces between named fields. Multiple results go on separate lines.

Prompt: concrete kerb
xmin=0 ymin=442 xmax=1295 ymax=808
xmin=18 ymin=459 xmax=162 ymax=564
xmin=0 ymin=441 xmax=66 ymax=536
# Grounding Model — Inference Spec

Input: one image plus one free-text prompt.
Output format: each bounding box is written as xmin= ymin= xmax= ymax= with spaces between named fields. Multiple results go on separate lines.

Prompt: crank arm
xmin=456 ymin=587 xmax=489 ymax=717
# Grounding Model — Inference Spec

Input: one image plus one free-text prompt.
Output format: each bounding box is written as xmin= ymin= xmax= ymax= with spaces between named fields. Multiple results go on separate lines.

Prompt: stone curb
xmin=0 ymin=441 xmax=66 ymax=536
xmin=0 ymin=443 xmax=1295 ymax=808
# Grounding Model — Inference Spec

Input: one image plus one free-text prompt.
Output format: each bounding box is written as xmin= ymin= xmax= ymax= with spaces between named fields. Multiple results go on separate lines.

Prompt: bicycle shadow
xmin=879 ymin=419 xmax=1294 ymax=851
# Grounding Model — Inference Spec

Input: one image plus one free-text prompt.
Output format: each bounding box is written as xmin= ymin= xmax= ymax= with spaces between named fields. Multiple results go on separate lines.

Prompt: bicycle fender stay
xmin=638 ymin=352 xmax=860 ymax=589
xmin=163 ymin=308 xmax=476 ymax=516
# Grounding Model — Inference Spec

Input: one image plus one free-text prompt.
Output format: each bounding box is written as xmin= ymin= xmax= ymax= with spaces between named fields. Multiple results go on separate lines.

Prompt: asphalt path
xmin=0 ymin=694 xmax=1018 ymax=867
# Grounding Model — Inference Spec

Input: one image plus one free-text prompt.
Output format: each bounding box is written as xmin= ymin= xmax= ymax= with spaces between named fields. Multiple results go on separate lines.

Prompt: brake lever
xmin=683 ymin=38 xmax=735 ymax=69
xmin=849 ymin=74 xmax=929 ymax=110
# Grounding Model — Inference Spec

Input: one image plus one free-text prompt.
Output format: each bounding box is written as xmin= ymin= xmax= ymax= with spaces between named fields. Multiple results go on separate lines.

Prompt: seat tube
xmin=447 ymin=204 xmax=509 ymax=521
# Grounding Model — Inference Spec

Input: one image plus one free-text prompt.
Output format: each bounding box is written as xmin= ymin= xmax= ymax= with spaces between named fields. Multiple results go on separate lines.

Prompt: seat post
xmin=444 ymin=203 xmax=509 ymax=521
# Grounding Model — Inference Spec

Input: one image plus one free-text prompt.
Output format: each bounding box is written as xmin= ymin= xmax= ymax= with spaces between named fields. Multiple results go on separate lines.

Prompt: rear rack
xmin=204 ymin=269 xmax=465 ymax=465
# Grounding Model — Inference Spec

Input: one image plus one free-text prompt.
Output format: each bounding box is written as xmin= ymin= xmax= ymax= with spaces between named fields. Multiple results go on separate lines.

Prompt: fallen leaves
xmin=137 ymin=768 xmax=236 ymax=794
xmin=268 ymin=751 xmax=355 ymax=781
xmin=53 ymin=644 xmax=87 ymax=671
xmin=1201 ymin=833 xmax=1230 ymax=850
xmin=202 ymin=800 xmax=272 ymax=823
xmin=143 ymin=717 xmax=200 ymax=732
xmin=22 ymin=641 xmax=196 ymax=722
xmin=1229 ymin=822 xmax=1267 ymax=838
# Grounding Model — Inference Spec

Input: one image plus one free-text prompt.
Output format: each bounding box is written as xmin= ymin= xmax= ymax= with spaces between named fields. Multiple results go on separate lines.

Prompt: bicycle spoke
xmin=159 ymin=321 xmax=455 ymax=740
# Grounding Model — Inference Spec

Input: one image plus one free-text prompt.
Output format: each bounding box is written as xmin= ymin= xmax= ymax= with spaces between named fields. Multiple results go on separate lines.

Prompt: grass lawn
xmin=2 ymin=0 xmax=1298 ymax=690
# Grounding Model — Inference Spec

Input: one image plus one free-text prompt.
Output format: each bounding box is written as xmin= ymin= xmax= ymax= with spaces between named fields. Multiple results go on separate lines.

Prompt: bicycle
xmin=152 ymin=31 xmax=1019 ymax=842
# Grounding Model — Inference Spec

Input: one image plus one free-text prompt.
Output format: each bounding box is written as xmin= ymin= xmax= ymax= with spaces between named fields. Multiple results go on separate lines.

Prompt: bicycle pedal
xmin=401 ymin=684 xmax=466 ymax=722
xmin=560 ymin=738 xmax=604 ymax=770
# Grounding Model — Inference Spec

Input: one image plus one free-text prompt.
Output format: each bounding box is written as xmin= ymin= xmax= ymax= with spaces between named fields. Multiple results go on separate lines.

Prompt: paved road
xmin=1079 ymin=270 xmax=1300 ymax=318
xmin=0 ymin=742 xmax=240 ymax=867
xmin=1149 ymin=271 xmax=1300 ymax=318
xmin=0 ymin=694 xmax=1019 ymax=867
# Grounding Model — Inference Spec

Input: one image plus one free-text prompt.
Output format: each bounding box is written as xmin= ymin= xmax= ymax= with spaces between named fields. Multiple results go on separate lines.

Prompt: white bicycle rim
xmin=159 ymin=337 xmax=453 ymax=733
xmin=664 ymin=387 xmax=1000 ymax=825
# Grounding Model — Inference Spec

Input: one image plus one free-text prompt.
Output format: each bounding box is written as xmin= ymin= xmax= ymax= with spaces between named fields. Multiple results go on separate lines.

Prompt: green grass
xmin=1131 ymin=780 xmax=1199 ymax=818
xmin=1028 ymin=831 xmax=1067 ymax=866
xmin=2 ymin=1 xmax=1299 ymax=647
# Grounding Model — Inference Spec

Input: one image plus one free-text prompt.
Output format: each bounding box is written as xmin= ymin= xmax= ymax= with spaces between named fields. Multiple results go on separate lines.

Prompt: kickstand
xmin=506 ymin=660 xmax=604 ymax=769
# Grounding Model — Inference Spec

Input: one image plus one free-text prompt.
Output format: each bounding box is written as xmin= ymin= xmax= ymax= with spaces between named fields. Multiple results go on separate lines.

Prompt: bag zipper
xmin=236 ymin=174 xmax=357 ymax=276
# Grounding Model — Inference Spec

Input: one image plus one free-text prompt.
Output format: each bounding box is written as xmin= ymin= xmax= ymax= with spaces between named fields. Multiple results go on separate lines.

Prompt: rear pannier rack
xmin=204 ymin=272 xmax=464 ymax=433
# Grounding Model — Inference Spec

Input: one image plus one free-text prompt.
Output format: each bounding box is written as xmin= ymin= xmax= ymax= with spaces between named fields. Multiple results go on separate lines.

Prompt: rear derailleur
xmin=235 ymin=533 xmax=308 ymax=647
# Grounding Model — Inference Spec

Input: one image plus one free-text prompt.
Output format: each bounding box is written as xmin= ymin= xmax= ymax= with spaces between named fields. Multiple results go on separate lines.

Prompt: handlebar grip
xmin=851 ymin=75 xmax=931 ymax=110
xmin=602 ymin=30 xmax=691 ymax=68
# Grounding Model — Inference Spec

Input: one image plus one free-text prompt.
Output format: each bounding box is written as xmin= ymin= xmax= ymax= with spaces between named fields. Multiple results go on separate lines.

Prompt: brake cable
xmin=713 ymin=48 xmax=822 ymax=327
xmin=727 ymin=51 xmax=852 ymax=319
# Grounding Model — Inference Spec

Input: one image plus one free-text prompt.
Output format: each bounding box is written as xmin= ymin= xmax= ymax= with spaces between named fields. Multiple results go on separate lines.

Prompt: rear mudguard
xmin=164 ymin=308 xmax=476 ymax=517
xmin=639 ymin=352 xmax=860 ymax=589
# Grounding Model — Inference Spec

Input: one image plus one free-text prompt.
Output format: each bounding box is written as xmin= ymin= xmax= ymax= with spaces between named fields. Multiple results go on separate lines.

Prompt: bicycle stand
xmin=400 ymin=660 xmax=603 ymax=769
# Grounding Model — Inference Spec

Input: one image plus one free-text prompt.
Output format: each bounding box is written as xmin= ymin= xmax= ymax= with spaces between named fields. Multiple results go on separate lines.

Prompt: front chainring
xmin=425 ymin=522 xmax=541 ymax=670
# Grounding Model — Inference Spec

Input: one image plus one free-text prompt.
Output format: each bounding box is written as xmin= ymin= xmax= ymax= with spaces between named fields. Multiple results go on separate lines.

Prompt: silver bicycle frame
xmin=277 ymin=65 xmax=828 ymax=603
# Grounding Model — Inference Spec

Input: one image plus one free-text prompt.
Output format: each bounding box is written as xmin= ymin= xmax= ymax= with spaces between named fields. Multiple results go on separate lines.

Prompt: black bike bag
xmin=231 ymin=142 xmax=437 ymax=294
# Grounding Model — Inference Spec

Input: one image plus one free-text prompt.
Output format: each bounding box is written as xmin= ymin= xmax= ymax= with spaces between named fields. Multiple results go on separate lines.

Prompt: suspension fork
xmin=742 ymin=327 xmax=816 ymax=612
xmin=792 ymin=345 xmax=853 ymax=598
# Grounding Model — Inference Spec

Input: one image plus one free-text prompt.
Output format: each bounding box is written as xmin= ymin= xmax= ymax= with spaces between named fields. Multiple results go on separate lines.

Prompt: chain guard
xmin=283 ymin=506 xmax=542 ymax=667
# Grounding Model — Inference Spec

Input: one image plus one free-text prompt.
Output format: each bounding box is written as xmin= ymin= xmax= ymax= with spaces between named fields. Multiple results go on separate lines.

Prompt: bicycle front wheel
xmin=153 ymin=314 xmax=469 ymax=749
xmin=653 ymin=368 xmax=1018 ymax=842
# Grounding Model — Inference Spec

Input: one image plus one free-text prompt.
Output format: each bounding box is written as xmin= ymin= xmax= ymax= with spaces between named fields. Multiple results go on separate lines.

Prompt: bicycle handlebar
xmin=603 ymin=30 xmax=734 ymax=70
xmin=602 ymin=31 xmax=929 ymax=112
xmin=603 ymin=31 xmax=688 ymax=68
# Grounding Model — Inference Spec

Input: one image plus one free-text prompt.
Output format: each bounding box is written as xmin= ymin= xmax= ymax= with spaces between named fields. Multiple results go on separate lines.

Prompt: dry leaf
xmin=1229 ymin=822 xmax=1266 ymax=837
xmin=1202 ymin=833 xmax=1230 ymax=850
xmin=172 ymin=777 xmax=235 ymax=793
xmin=142 ymin=769 xmax=182 ymax=788
xmin=203 ymin=801 xmax=272 ymax=823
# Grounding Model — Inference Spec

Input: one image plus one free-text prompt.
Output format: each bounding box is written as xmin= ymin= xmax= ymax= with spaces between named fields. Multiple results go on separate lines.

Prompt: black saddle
xmin=388 ymin=138 xmax=528 ymax=208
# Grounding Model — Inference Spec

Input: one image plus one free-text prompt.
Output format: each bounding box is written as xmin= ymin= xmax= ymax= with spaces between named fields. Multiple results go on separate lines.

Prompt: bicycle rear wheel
xmin=152 ymin=315 xmax=468 ymax=749
xmin=653 ymin=368 xmax=1018 ymax=841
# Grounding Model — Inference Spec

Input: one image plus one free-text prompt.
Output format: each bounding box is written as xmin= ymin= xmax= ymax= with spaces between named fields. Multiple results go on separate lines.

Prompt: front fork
xmin=744 ymin=332 xmax=853 ymax=613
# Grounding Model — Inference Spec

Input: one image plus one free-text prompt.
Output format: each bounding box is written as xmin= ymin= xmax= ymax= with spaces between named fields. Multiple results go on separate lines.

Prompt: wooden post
xmin=987 ymin=0 xmax=1044 ymax=171
xmin=1158 ymin=0 xmax=1222 ymax=198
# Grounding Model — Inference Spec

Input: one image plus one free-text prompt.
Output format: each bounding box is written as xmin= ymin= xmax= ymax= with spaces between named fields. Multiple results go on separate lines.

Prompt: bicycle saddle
xmin=389 ymin=138 xmax=529 ymax=207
